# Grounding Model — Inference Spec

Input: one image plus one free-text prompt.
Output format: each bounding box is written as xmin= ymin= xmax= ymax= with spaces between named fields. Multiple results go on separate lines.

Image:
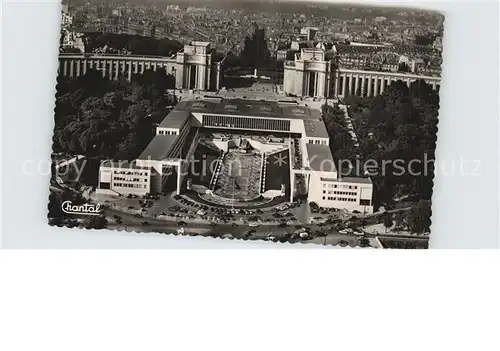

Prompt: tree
xmin=407 ymin=200 xmax=432 ymax=234
xmin=349 ymin=76 xmax=439 ymax=207
xmin=394 ymin=211 xmax=406 ymax=232
xmin=80 ymin=97 xmax=105 ymax=120
xmin=359 ymin=237 xmax=370 ymax=248
xmin=383 ymin=213 xmax=393 ymax=233
xmin=48 ymin=192 xmax=64 ymax=221
xmin=103 ymin=92 xmax=123 ymax=110
xmin=84 ymin=215 xmax=108 ymax=230
xmin=415 ymin=34 xmax=435 ymax=46
xmin=309 ymin=202 xmax=319 ymax=211
xmin=241 ymin=24 xmax=271 ymax=70
xmin=156 ymin=38 xmax=183 ymax=57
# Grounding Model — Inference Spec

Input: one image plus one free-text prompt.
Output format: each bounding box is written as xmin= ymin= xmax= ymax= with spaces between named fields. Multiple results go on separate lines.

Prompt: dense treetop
xmin=53 ymin=68 xmax=176 ymax=183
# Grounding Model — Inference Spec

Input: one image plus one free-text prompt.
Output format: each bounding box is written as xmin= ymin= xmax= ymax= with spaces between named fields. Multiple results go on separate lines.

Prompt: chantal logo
xmin=62 ymin=201 xmax=102 ymax=216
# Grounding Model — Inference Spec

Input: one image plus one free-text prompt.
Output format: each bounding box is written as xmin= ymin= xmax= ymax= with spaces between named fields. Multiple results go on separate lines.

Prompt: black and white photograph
xmin=49 ymin=0 xmax=444 ymax=249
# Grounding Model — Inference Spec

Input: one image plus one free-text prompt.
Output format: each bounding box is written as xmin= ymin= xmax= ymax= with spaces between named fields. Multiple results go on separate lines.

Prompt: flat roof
xmin=212 ymin=99 xmax=282 ymax=118
xmin=138 ymin=135 xmax=179 ymax=161
xmin=175 ymin=98 xmax=321 ymax=121
xmin=303 ymin=120 xmax=329 ymax=138
xmin=339 ymin=177 xmax=373 ymax=185
xmin=158 ymin=110 xmax=190 ymax=129
xmin=281 ymin=105 xmax=317 ymax=120
xmin=305 ymin=144 xmax=336 ymax=173
xmin=174 ymin=100 xmax=217 ymax=113
xmin=100 ymin=160 xmax=150 ymax=170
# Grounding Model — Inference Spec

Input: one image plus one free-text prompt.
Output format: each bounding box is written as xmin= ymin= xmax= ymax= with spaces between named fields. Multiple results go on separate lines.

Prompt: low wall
xmin=262 ymin=190 xmax=282 ymax=199
xmin=248 ymin=139 xmax=286 ymax=153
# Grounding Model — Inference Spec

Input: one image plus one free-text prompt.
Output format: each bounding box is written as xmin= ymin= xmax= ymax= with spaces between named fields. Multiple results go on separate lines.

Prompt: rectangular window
xmin=360 ymin=199 xmax=371 ymax=206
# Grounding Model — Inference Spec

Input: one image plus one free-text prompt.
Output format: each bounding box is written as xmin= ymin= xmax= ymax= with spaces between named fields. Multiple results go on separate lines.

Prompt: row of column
xmin=186 ymin=64 xmax=211 ymax=91
xmin=304 ymin=71 xmax=317 ymax=97
xmin=303 ymin=71 xmax=327 ymax=98
xmin=335 ymin=73 xmax=440 ymax=97
xmin=60 ymin=59 xmax=173 ymax=82
xmin=60 ymin=58 xmax=219 ymax=91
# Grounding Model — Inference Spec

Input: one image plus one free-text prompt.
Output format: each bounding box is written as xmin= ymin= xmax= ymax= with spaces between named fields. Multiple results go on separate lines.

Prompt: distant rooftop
xmin=158 ymin=110 xmax=190 ymax=129
xmin=305 ymin=144 xmax=336 ymax=173
xmin=190 ymin=41 xmax=210 ymax=47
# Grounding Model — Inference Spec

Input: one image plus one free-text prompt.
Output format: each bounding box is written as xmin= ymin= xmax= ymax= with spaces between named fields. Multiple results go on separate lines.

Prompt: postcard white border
xmin=1 ymin=0 xmax=498 ymax=248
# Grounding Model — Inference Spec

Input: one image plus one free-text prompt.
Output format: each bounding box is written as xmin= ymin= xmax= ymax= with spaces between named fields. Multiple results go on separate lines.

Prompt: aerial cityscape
xmin=50 ymin=0 xmax=443 ymax=248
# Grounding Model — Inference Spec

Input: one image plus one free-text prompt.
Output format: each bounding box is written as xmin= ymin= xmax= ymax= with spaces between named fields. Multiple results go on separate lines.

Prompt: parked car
xmin=141 ymin=221 xmax=151 ymax=226
xmin=243 ymin=229 xmax=256 ymax=238
xmin=299 ymin=232 xmax=310 ymax=239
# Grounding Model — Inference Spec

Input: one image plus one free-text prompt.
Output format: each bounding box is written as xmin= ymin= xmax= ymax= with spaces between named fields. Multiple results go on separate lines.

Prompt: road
xmin=104 ymin=208 xmax=361 ymax=246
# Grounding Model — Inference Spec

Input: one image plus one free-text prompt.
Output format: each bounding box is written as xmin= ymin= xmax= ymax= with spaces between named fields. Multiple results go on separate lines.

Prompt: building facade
xmin=97 ymin=98 xmax=374 ymax=213
xmin=283 ymin=48 xmax=333 ymax=98
xmin=283 ymin=46 xmax=441 ymax=99
xmin=58 ymin=42 xmax=224 ymax=91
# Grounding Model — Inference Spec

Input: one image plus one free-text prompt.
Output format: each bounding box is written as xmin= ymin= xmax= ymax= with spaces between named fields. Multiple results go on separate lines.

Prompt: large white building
xmin=58 ymin=42 xmax=224 ymax=91
xmin=283 ymin=48 xmax=333 ymax=98
xmin=97 ymin=98 xmax=374 ymax=213
xmin=283 ymin=46 xmax=441 ymax=99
